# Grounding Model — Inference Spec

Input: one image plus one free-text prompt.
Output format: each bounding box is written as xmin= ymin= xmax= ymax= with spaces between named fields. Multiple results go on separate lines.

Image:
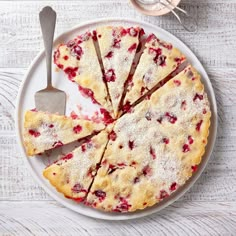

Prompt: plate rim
xmin=15 ymin=17 xmax=218 ymax=221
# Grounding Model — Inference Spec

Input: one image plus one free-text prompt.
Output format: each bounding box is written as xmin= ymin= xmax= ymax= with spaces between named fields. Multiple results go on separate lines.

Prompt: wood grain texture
xmin=0 ymin=0 xmax=236 ymax=235
xmin=0 ymin=201 xmax=235 ymax=236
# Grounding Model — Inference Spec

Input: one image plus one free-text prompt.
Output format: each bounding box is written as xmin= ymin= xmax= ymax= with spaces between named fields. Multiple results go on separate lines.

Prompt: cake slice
xmin=23 ymin=110 xmax=105 ymax=156
xmin=43 ymin=128 xmax=111 ymax=202
xmin=85 ymin=65 xmax=211 ymax=212
xmin=123 ymin=34 xmax=186 ymax=111
xmin=97 ymin=26 xmax=143 ymax=117
xmin=54 ymin=32 xmax=114 ymax=118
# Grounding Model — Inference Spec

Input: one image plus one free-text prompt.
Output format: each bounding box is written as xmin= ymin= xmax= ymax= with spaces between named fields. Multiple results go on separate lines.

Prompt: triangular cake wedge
xmin=85 ymin=65 xmax=211 ymax=212
xmin=43 ymin=128 xmax=112 ymax=202
xmin=97 ymin=26 xmax=143 ymax=117
xmin=123 ymin=34 xmax=186 ymax=111
xmin=23 ymin=110 xmax=105 ymax=156
xmin=54 ymin=32 xmax=114 ymax=118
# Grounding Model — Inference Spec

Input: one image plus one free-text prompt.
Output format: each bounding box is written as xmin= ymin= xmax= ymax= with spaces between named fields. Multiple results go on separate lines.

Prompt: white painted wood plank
xmin=0 ymin=201 xmax=235 ymax=235
xmin=0 ymin=1 xmax=235 ymax=68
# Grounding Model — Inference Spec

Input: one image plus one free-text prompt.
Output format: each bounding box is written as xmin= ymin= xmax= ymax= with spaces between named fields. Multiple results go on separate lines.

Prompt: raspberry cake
xmin=54 ymin=32 xmax=114 ymax=118
xmin=97 ymin=26 xmax=143 ymax=117
xmin=23 ymin=110 xmax=105 ymax=156
xmin=43 ymin=128 xmax=111 ymax=202
xmin=23 ymin=25 xmax=212 ymax=214
xmin=85 ymin=65 xmax=211 ymax=212
xmin=123 ymin=34 xmax=186 ymax=111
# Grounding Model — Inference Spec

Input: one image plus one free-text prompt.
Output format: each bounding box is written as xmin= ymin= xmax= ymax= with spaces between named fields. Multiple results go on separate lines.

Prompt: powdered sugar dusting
xmin=124 ymin=33 xmax=185 ymax=106
xmin=24 ymin=111 xmax=104 ymax=155
xmin=97 ymin=26 xmax=141 ymax=116
xmin=87 ymin=65 xmax=211 ymax=211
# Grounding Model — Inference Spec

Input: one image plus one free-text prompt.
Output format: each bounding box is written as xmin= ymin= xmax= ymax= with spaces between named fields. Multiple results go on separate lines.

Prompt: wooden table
xmin=0 ymin=0 xmax=235 ymax=235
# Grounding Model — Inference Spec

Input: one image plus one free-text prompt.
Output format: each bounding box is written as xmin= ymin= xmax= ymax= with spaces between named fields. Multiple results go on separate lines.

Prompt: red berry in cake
xmin=72 ymin=183 xmax=87 ymax=193
xmin=165 ymin=112 xmax=177 ymax=124
xmin=81 ymin=144 xmax=86 ymax=152
xmin=52 ymin=141 xmax=63 ymax=148
xmin=100 ymin=108 xmax=114 ymax=124
xmin=28 ymin=129 xmax=41 ymax=137
xmin=174 ymin=57 xmax=182 ymax=63
xmin=78 ymin=86 xmax=99 ymax=104
xmin=94 ymin=190 xmax=106 ymax=201
xmin=150 ymin=147 xmax=156 ymax=159
xmin=170 ymin=182 xmax=177 ymax=191
xmin=188 ymin=135 xmax=194 ymax=144
xmin=70 ymin=111 xmax=78 ymax=119
xmin=67 ymin=40 xmax=76 ymax=47
xmin=134 ymin=177 xmax=140 ymax=183
xmin=64 ymin=67 xmax=78 ymax=80
xmin=104 ymin=69 xmax=116 ymax=82
xmin=182 ymin=144 xmax=190 ymax=153
xmin=159 ymin=190 xmax=169 ymax=199
xmin=71 ymin=45 xmax=83 ymax=60
xmin=73 ymin=125 xmax=82 ymax=134
xmin=196 ymin=120 xmax=203 ymax=132
xmin=174 ymin=80 xmax=181 ymax=86
xmin=53 ymin=48 xmax=60 ymax=63
xmin=193 ymin=93 xmax=203 ymax=102
xmin=128 ymin=140 xmax=134 ymax=150
xmin=128 ymin=43 xmax=137 ymax=53
xmin=139 ymin=28 xmax=145 ymax=37
xmin=114 ymin=198 xmax=131 ymax=212
xmin=107 ymin=164 xmax=117 ymax=175
xmin=61 ymin=153 xmax=73 ymax=161
xmin=120 ymin=28 xmax=127 ymax=36
xmin=117 ymin=163 xmax=126 ymax=168
xmin=191 ymin=165 xmax=198 ymax=172
xmin=105 ymin=51 xmax=113 ymax=59
xmin=112 ymin=38 xmax=121 ymax=48
xmin=79 ymin=32 xmax=91 ymax=41
xmin=128 ymin=27 xmax=138 ymax=37
xmin=157 ymin=117 xmax=163 ymax=123
xmin=142 ymin=165 xmax=152 ymax=176
xmin=181 ymin=100 xmax=187 ymax=110
xmin=122 ymin=101 xmax=132 ymax=113
xmin=157 ymin=55 xmax=166 ymax=66
xmin=163 ymin=138 xmax=169 ymax=144
xmin=92 ymin=30 xmax=97 ymax=41
xmin=146 ymin=34 xmax=155 ymax=43
xmin=109 ymin=130 xmax=117 ymax=141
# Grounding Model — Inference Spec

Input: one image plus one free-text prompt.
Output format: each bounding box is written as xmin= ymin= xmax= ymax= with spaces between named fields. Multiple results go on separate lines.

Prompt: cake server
xmin=35 ymin=6 xmax=66 ymax=114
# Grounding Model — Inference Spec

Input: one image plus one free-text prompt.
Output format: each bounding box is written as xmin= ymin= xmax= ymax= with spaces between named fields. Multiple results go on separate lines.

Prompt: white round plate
xmin=16 ymin=18 xmax=217 ymax=220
